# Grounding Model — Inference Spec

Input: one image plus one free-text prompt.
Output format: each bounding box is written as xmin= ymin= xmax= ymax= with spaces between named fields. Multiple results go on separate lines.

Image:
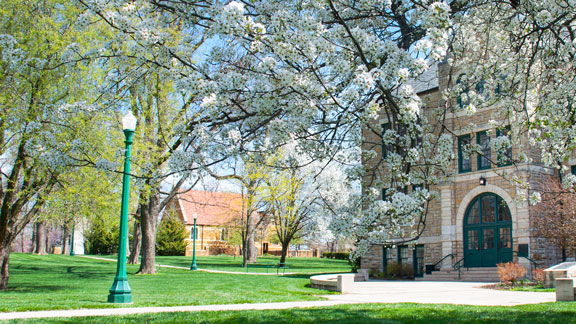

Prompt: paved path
xmin=324 ymin=280 xmax=556 ymax=306
xmin=0 ymin=280 xmax=555 ymax=320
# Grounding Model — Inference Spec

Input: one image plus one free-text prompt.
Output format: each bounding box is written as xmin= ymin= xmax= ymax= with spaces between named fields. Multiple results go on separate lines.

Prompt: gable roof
xmin=406 ymin=63 xmax=439 ymax=94
xmin=175 ymin=190 xmax=244 ymax=226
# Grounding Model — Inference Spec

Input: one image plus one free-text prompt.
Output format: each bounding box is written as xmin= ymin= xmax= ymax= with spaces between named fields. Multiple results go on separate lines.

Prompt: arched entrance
xmin=463 ymin=193 xmax=513 ymax=267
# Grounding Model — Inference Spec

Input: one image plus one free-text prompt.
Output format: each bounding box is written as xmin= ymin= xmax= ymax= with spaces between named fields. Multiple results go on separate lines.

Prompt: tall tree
xmin=0 ymin=0 xmax=100 ymax=289
xmin=210 ymin=155 xmax=270 ymax=266
xmin=75 ymin=0 xmax=459 ymax=264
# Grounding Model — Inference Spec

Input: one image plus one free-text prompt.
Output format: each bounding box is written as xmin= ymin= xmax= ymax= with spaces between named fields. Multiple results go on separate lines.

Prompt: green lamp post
xmin=191 ymin=212 xmax=198 ymax=270
xmin=107 ymin=110 xmax=137 ymax=304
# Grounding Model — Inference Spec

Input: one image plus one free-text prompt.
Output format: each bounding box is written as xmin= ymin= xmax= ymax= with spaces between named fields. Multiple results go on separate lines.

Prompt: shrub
xmin=532 ymin=268 xmax=545 ymax=284
xmin=84 ymin=216 xmax=119 ymax=255
xmin=349 ymin=256 xmax=361 ymax=273
xmin=386 ymin=262 xmax=415 ymax=279
xmin=497 ymin=262 xmax=527 ymax=285
xmin=156 ymin=212 xmax=187 ymax=256
xmin=321 ymin=252 xmax=350 ymax=260
xmin=209 ymin=240 xmax=234 ymax=255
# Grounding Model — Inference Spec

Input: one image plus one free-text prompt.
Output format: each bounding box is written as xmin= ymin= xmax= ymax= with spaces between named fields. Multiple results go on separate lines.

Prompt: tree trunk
xmin=128 ymin=219 xmax=141 ymax=264
xmin=31 ymin=229 xmax=36 ymax=254
xmin=62 ymin=226 xmax=69 ymax=255
xmin=137 ymin=192 xmax=160 ymax=274
xmin=246 ymin=230 xmax=258 ymax=263
xmin=0 ymin=247 xmax=9 ymax=289
xmin=241 ymin=238 xmax=248 ymax=267
xmin=34 ymin=222 xmax=47 ymax=255
xmin=279 ymin=241 xmax=289 ymax=265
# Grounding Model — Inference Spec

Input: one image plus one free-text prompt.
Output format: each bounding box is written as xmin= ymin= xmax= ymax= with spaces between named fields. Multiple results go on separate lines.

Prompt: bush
xmin=497 ymin=262 xmax=527 ymax=285
xmin=156 ymin=212 xmax=187 ymax=256
xmin=209 ymin=240 xmax=234 ymax=255
xmin=532 ymin=268 xmax=545 ymax=284
xmin=84 ymin=216 xmax=119 ymax=255
xmin=349 ymin=256 xmax=361 ymax=273
xmin=322 ymin=252 xmax=350 ymax=260
xmin=386 ymin=262 xmax=415 ymax=279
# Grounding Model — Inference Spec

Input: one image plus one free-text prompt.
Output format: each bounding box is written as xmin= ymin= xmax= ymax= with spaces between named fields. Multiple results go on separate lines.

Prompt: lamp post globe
xmin=108 ymin=110 xmax=136 ymax=304
xmin=191 ymin=212 xmax=198 ymax=270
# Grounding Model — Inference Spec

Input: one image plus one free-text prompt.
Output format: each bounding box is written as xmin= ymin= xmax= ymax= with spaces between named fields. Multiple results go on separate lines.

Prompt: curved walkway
xmin=0 ymin=280 xmax=555 ymax=320
xmin=324 ymin=280 xmax=555 ymax=306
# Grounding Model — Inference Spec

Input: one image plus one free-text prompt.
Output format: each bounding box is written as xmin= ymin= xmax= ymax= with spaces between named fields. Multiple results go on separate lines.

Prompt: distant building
xmin=167 ymin=190 xmax=279 ymax=256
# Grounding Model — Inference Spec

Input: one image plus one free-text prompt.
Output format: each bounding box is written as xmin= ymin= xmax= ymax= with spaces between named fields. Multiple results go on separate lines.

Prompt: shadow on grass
xmin=6 ymin=284 xmax=70 ymax=293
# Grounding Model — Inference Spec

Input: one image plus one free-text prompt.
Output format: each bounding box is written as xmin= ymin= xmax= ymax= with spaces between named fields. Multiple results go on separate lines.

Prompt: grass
xmin=153 ymin=255 xmax=352 ymax=274
xmin=483 ymin=283 xmax=555 ymax=293
xmin=88 ymin=254 xmax=352 ymax=274
xmin=5 ymin=302 xmax=576 ymax=324
xmin=507 ymin=286 xmax=555 ymax=292
xmin=0 ymin=253 xmax=341 ymax=312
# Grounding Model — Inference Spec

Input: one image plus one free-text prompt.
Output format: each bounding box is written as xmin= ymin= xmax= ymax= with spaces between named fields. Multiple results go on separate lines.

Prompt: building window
xmin=221 ymin=228 xmax=228 ymax=241
xmin=477 ymin=131 xmax=491 ymax=170
xmin=382 ymin=247 xmax=396 ymax=275
xmin=458 ymin=134 xmax=472 ymax=173
xmin=456 ymin=74 xmax=470 ymax=108
xmin=382 ymin=123 xmax=392 ymax=158
xmin=571 ymin=165 xmax=576 ymax=176
xmin=191 ymin=228 xmax=198 ymax=240
xmin=496 ymin=126 xmax=512 ymax=166
xmin=398 ymin=246 xmax=408 ymax=264
xmin=413 ymin=245 xmax=425 ymax=277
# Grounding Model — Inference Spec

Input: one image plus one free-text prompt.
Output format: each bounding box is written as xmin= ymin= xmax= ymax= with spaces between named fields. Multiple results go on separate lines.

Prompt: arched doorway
xmin=463 ymin=193 xmax=513 ymax=267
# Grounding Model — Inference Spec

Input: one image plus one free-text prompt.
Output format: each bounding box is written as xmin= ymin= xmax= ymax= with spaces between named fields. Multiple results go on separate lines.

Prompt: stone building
xmin=361 ymin=62 xmax=562 ymax=280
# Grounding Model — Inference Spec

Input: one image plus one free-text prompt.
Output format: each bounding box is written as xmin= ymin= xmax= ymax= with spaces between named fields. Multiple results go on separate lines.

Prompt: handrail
xmin=432 ymin=254 xmax=455 ymax=271
xmin=514 ymin=251 xmax=538 ymax=273
xmin=453 ymin=254 xmax=472 ymax=280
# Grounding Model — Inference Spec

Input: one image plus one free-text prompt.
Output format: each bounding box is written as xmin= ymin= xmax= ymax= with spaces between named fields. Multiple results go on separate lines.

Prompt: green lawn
xmin=0 ymin=254 xmax=338 ymax=312
xmin=5 ymin=303 xmax=576 ymax=324
xmin=153 ymin=255 xmax=352 ymax=274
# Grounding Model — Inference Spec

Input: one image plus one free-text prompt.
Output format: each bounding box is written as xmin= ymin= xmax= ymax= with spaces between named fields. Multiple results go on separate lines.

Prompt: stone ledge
xmin=309 ymin=272 xmax=367 ymax=294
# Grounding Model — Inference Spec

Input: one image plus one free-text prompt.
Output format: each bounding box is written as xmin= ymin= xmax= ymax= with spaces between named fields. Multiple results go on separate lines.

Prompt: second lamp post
xmin=191 ymin=212 xmax=198 ymax=270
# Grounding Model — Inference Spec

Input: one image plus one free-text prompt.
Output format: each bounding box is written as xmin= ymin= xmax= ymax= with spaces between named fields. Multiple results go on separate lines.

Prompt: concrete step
xmin=417 ymin=267 xmax=501 ymax=282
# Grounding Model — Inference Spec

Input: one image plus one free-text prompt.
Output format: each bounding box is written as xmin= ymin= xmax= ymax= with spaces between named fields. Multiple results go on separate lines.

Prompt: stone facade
xmin=362 ymin=62 xmax=562 ymax=276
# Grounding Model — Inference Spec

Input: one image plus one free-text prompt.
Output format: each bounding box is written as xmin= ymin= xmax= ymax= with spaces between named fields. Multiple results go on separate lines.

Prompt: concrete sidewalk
xmin=0 ymin=281 xmax=556 ymax=320
xmin=324 ymin=280 xmax=556 ymax=306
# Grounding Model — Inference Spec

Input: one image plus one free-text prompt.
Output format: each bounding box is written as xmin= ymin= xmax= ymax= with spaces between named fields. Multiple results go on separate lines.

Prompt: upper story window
xmin=456 ymin=74 xmax=470 ymax=108
xmin=382 ymin=123 xmax=393 ymax=158
xmin=477 ymin=131 xmax=491 ymax=170
xmin=496 ymin=126 xmax=512 ymax=167
xmin=458 ymin=134 xmax=472 ymax=173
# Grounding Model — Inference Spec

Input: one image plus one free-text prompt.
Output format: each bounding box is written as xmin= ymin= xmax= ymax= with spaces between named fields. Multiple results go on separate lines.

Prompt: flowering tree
xmin=0 ymin=0 xmax=105 ymax=288
xmin=449 ymin=2 xmax=576 ymax=191
xmin=73 ymin=0 xmax=457 ymax=264
xmin=207 ymin=154 xmax=270 ymax=266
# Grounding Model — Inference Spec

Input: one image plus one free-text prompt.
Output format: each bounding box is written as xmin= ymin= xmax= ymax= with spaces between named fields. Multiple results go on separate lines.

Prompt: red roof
xmin=175 ymin=190 xmax=244 ymax=226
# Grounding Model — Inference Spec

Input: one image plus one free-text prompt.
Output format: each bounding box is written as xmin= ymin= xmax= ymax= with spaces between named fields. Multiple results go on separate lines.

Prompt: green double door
xmin=463 ymin=193 xmax=513 ymax=267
